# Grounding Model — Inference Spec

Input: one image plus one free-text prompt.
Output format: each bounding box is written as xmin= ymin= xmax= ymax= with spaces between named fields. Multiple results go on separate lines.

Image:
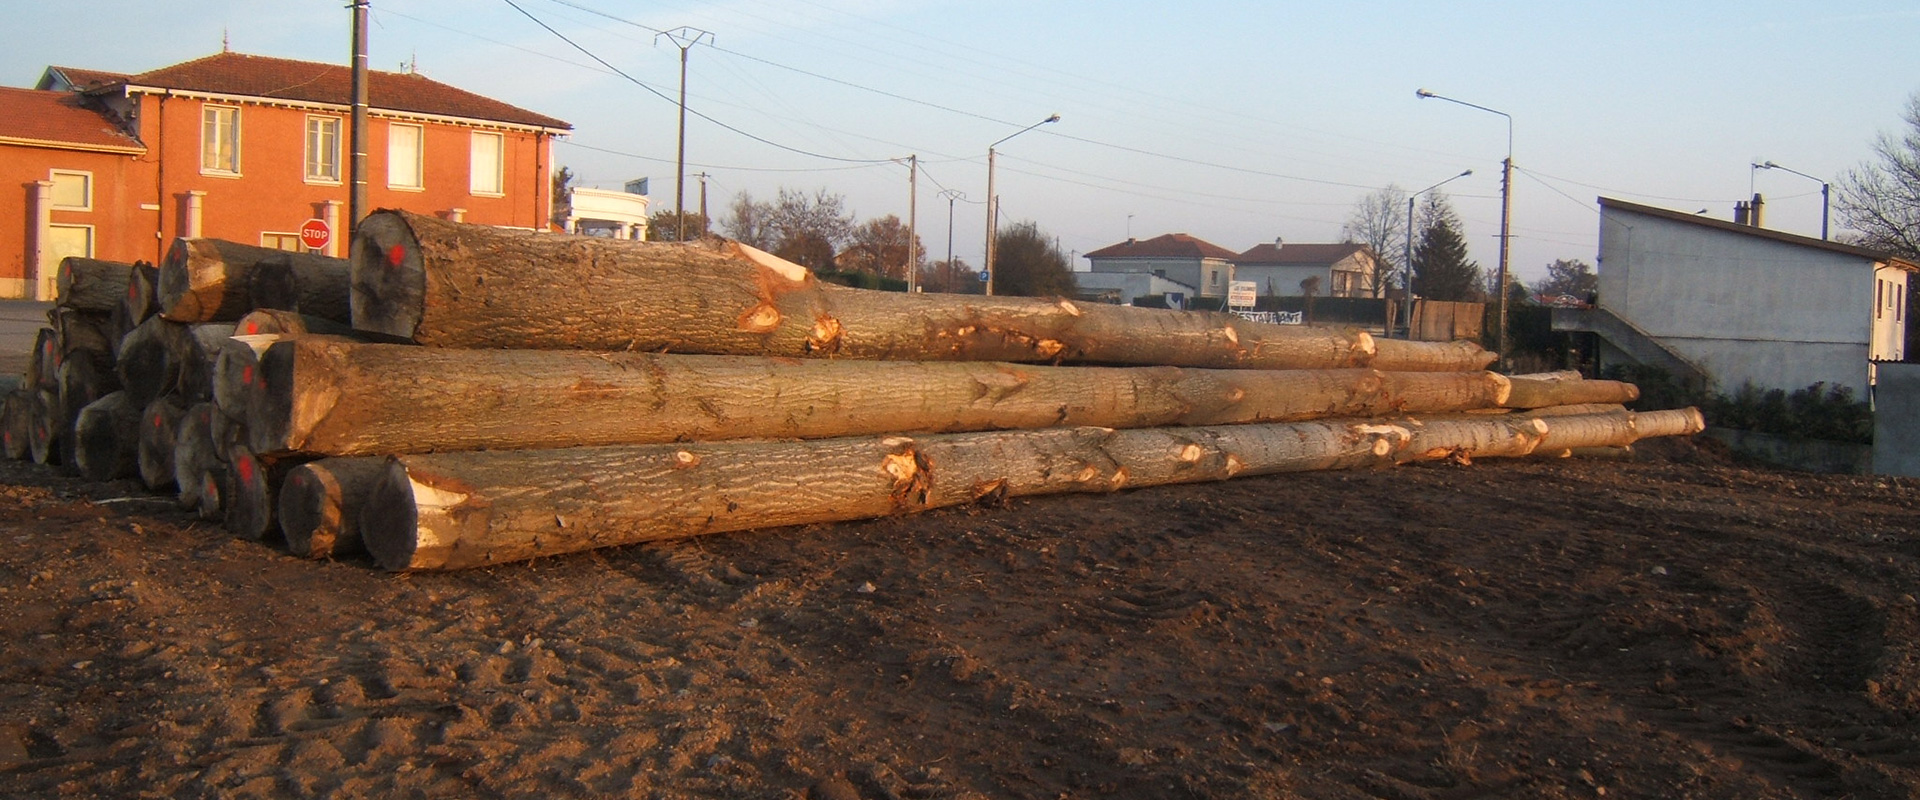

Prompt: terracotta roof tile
xmin=1237 ymin=242 xmax=1371 ymax=265
xmin=41 ymin=66 xmax=133 ymax=92
xmin=1084 ymin=233 xmax=1239 ymax=261
xmin=111 ymin=52 xmax=569 ymax=130
xmin=0 ymin=86 xmax=143 ymax=152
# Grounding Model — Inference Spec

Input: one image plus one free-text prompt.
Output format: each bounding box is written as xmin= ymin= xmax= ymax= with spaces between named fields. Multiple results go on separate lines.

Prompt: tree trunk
xmin=248 ymin=337 xmax=1516 ymax=457
xmin=246 ymin=254 xmax=353 ymax=324
xmin=172 ymin=402 xmax=220 ymax=509
xmin=56 ymin=257 xmax=134 ymax=313
xmin=280 ymin=457 xmax=387 ymax=558
xmin=1504 ymin=375 xmax=1638 ymax=409
xmin=51 ymin=307 xmax=114 ymax=357
xmin=157 ymin=238 xmax=349 ymax=323
xmin=117 ymin=316 xmax=189 ymax=407
xmin=350 ymin=210 xmax=1494 ymax=373
xmin=56 ymin=350 xmax=119 ymax=431
xmin=171 ymin=323 xmax=239 ymax=403
xmin=360 ymin=407 xmax=1704 ymax=571
xmin=138 ymin=396 xmax=189 ymax=491
xmin=213 ymin=334 xmax=282 ymax=423
xmin=226 ymin=445 xmax=307 ymax=541
xmin=109 ymin=262 xmax=159 ymax=360
xmin=74 ymin=391 xmax=141 ymax=481
xmin=235 ymin=308 xmax=357 ymax=338
xmin=2 ymin=389 xmax=30 ymax=460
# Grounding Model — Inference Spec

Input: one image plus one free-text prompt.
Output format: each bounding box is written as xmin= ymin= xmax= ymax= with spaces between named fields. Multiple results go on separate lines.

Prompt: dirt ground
xmin=1 ymin=438 xmax=1918 ymax=799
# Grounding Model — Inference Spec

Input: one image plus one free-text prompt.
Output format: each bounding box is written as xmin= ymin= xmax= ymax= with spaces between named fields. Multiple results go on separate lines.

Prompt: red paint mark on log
xmin=238 ymin=456 xmax=255 ymax=482
xmin=127 ymin=282 xmax=138 ymax=300
xmin=242 ymin=365 xmax=253 ymax=385
xmin=387 ymin=244 xmax=406 ymax=267
xmin=243 ymin=321 xmax=258 ymax=335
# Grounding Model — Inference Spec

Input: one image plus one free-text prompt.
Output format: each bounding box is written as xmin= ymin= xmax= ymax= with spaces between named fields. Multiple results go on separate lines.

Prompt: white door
xmin=44 ymin=224 xmax=93 ymax=301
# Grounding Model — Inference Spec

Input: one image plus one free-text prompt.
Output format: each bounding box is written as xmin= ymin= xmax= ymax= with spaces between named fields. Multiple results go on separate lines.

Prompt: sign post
xmin=1227 ymin=280 xmax=1257 ymax=310
xmin=299 ymin=218 xmax=332 ymax=253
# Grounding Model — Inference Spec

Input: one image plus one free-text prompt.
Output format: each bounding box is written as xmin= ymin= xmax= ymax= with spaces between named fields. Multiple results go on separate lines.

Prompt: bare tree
xmin=1534 ymin=258 xmax=1598 ymax=300
xmin=840 ymin=215 xmax=925 ymax=279
xmin=919 ymin=258 xmax=981 ymax=294
xmin=1837 ymin=92 xmax=1920 ymax=259
xmin=722 ymin=191 xmax=776 ymax=250
xmin=720 ymin=188 xmax=856 ymax=271
xmin=1340 ymin=184 xmax=1408 ymax=296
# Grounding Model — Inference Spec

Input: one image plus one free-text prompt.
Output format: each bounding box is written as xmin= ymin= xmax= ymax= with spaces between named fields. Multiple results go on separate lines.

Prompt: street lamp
xmin=1417 ymin=88 xmax=1513 ymax=362
xmin=984 ymin=114 xmax=1060 ymax=296
xmin=1403 ymin=169 xmax=1474 ymax=337
xmin=1753 ymin=160 xmax=1831 ymax=240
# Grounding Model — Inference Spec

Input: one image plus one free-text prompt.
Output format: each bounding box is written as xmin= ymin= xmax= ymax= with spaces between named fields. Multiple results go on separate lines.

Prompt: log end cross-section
xmin=348 ymin=212 xmax=429 ymax=341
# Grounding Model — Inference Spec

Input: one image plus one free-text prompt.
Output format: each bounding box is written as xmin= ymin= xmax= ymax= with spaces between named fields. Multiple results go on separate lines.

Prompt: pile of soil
xmin=1 ymin=439 xmax=1917 ymax=799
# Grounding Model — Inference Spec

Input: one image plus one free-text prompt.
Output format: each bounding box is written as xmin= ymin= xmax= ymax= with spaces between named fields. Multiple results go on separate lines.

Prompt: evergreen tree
xmin=1411 ymin=192 xmax=1484 ymax=302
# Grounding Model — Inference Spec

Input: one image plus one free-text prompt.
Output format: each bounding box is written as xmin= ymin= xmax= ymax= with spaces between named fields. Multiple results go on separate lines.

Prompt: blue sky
xmin=8 ymin=1 xmax=1919 ymax=285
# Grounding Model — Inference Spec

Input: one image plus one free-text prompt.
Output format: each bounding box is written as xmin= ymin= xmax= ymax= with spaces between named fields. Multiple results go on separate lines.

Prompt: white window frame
xmin=201 ymin=104 xmax=241 ymax=176
xmin=388 ymin=122 xmax=425 ymax=191
xmin=260 ymin=232 xmax=305 ymax=253
xmin=304 ymin=115 xmax=342 ymax=185
xmin=48 ymin=169 xmax=92 ymax=211
xmin=469 ymin=131 xmax=505 ymax=197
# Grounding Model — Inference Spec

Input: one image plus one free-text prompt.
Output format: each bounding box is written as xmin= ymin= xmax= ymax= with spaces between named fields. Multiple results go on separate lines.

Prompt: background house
xmin=1080 ymin=233 xmax=1237 ymax=305
xmin=1556 ymin=197 xmax=1913 ymax=397
xmin=1234 ymin=241 xmax=1379 ymax=299
xmin=2 ymin=51 xmax=569 ymax=300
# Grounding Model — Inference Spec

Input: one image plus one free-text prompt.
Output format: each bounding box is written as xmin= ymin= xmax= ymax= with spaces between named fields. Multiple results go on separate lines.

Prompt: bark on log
xmin=245 ymin=254 xmax=353 ymax=324
xmin=2 ymin=389 xmax=30 ymax=461
xmin=173 ymin=403 xmax=220 ymax=509
xmin=56 ymin=257 xmax=134 ymax=313
xmin=234 ymin=309 xmax=357 ymax=338
xmin=350 ymin=210 xmax=1493 ymax=372
xmin=171 ymin=323 xmax=239 ymax=403
xmin=74 ymin=391 xmax=141 ymax=481
xmin=117 ymin=316 xmax=190 ymax=407
xmin=109 ymin=263 xmax=159 ymax=360
xmin=51 ymin=307 xmax=113 ymax=357
xmin=250 ymin=338 xmax=1515 ymax=457
xmin=360 ymin=407 xmax=1706 ymax=571
xmin=137 ymin=396 xmax=189 ymax=491
xmin=158 ymin=238 xmax=350 ymax=323
xmin=279 ymin=457 xmax=386 ymax=558
xmin=1503 ymin=376 xmax=1638 ymax=409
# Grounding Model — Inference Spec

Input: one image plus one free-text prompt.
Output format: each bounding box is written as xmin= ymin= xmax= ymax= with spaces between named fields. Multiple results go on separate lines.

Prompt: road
xmin=0 ymin=300 xmax=53 ymax=377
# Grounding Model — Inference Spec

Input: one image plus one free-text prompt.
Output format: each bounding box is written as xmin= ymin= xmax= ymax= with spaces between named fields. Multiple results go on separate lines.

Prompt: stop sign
xmin=299 ymin=218 xmax=331 ymax=251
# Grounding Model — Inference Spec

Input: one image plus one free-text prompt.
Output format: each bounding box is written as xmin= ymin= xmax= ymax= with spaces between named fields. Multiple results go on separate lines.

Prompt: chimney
xmin=1749 ymin=193 xmax=1764 ymax=228
xmin=1734 ymin=201 xmax=1749 ymax=226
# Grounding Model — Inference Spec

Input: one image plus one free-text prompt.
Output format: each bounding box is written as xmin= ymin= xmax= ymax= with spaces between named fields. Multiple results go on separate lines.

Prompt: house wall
xmin=1598 ymin=206 xmax=1882 ymax=395
xmin=1234 ymin=264 xmax=1326 ymax=298
xmin=0 ymin=144 xmax=155 ymax=298
xmin=1085 ymin=256 xmax=1232 ymax=298
xmin=1073 ymin=271 xmax=1196 ymax=305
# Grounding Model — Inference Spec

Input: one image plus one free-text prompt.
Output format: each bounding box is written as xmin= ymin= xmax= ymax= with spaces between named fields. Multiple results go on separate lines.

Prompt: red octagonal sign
xmin=299 ymin=218 xmax=331 ymax=251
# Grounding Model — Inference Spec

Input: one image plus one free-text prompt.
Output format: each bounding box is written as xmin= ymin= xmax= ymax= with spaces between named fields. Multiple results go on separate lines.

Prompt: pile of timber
xmin=1 ymin=213 xmax=1704 ymax=572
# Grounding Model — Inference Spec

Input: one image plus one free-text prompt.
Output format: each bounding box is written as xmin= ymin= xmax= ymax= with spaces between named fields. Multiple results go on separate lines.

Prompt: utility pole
xmin=348 ymin=0 xmax=370 ymax=240
xmin=940 ymin=189 xmax=963 ymax=289
xmin=906 ymin=155 xmax=918 ymax=292
xmin=658 ymin=27 xmax=712 ymax=242
xmin=983 ymin=114 xmax=1060 ymax=296
xmin=697 ymin=171 xmax=709 ymax=236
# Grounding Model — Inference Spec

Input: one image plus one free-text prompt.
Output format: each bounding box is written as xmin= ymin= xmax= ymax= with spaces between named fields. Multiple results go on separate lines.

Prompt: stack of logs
xmin=1 ymin=211 xmax=1704 ymax=572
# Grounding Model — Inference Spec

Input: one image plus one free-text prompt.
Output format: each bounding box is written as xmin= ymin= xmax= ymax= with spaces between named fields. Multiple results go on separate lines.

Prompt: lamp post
xmin=1417 ymin=88 xmax=1512 ymax=362
xmin=658 ymin=27 xmax=713 ymax=242
xmin=984 ymin=114 xmax=1060 ymax=296
xmin=1753 ymin=160 xmax=1830 ymax=240
xmin=1403 ymin=169 xmax=1474 ymax=337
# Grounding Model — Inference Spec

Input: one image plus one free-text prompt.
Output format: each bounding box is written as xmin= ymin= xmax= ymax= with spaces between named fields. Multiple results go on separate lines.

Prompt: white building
xmin=1234 ymin=241 xmax=1380 ymax=298
xmin=1563 ymin=197 xmax=1914 ymax=397
xmin=1080 ymin=233 xmax=1237 ymax=305
xmin=565 ymin=185 xmax=651 ymax=240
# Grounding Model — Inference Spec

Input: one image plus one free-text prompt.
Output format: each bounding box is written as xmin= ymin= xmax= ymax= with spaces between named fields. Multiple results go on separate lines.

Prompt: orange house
xmin=3 ymin=51 xmax=569 ymax=300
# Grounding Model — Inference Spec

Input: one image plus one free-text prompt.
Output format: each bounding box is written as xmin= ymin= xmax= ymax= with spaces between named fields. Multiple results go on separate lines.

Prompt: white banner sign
xmin=1232 ymin=310 xmax=1303 ymax=325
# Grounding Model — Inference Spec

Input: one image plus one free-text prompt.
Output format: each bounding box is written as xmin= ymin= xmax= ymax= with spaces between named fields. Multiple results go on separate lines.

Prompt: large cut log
xmin=73 ymin=391 xmax=141 ymax=481
xmin=50 ymin=307 xmax=113 ymax=357
xmin=226 ymin=445 xmax=307 ymax=541
xmin=172 ymin=403 xmax=223 ymax=509
xmin=248 ymin=338 xmax=1516 ymax=457
xmin=172 ymin=323 xmax=238 ymax=402
xmin=137 ymin=396 xmax=189 ymax=491
xmin=279 ymin=457 xmax=386 ymax=558
xmin=1504 ymin=375 xmax=1638 ymax=409
xmin=2 ymin=389 xmax=30 ymax=460
xmin=212 ymin=334 xmax=281 ymax=421
xmin=197 ymin=467 xmax=229 ymax=522
xmin=27 ymin=329 xmax=57 ymax=391
xmin=350 ymin=210 xmax=1493 ymax=373
xmin=55 ymin=350 xmax=119 ymax=429
xmin=360 ymin=406 xmax=1706 ymax=571
xmin=56 ymin=257 xmax=134 ymax=313
xmin=108 ymin=262 xmax=159 ymax=360
xmin=234 ymin=308 xmax=356 ymax=338
xmin=245 ymin=254 xmax=353 ymax=324
xmin=116 ymin=316 xmax=190 ymax=408
xmin=27 ymin=388 xmax=64 ymax=466
xmin=157 ymin=238 xmax=350 ymax=323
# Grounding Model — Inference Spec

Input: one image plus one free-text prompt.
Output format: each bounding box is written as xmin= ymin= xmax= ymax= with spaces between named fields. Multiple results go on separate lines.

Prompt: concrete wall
xmin=1598 ymin=206 xmax=1880 ymax=395
xmin=1873 ymin=362 xmax=1920 ymax=478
